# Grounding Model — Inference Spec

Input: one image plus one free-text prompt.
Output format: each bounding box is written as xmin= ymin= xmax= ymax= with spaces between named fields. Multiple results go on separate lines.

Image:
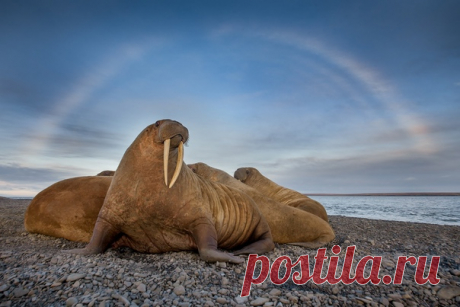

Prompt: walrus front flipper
xmin=63 ymin=218 xmax=120 ymax=255
xmin=192 ymin=223 xmax=245 ymax=264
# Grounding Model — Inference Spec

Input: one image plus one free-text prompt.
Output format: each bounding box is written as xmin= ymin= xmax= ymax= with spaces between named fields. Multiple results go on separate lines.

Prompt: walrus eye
xmin=155 ymin=121 xmax=160 ymax=127
xmin=246 ymin=170 xmax=249 ymax=174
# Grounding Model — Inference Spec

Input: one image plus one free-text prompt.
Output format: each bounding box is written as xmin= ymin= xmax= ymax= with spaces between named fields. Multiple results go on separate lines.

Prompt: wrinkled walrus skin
xmin=234 ymin=167 xmax=329 ymax=222
xmin=188 ymin=163 xmax=335 ymax=248
xmin=24 ymin=176 xmax=111 ymax=242
xmin=66 ymin=120 xmax=274 ymax=263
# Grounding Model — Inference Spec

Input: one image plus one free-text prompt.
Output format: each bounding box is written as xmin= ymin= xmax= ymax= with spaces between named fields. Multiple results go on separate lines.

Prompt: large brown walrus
xmin=66 ymin=119 xmax=274 ymax=263
xmin=188 ymin=163 xmax=335 ymax=248
xmin=24 ymin=176 xmax=111 ymax=242
xmin=234 ymin=167 xmax=329 ymax=222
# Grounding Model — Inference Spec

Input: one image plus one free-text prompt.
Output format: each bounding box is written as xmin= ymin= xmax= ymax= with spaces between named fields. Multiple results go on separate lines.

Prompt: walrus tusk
xmin=164 ymin=138 xmax=170 ymax=186
xmin=164 ymin=139 xmax=183 ymax=188
xmin=169 ymin=141 xmax=183 ymax=188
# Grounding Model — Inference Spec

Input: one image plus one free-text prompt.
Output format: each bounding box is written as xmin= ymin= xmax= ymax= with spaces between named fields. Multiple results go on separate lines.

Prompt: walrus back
xmin=24 ymin=176 xmax=111 ymax=242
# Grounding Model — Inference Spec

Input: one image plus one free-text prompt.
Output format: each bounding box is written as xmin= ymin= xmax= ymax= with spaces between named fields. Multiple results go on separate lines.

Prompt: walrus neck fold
xmin=163 ymin=139 xmax=184 ymax=188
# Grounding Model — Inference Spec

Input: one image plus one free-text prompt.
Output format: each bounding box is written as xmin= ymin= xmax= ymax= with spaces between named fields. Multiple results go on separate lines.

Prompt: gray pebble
xmin=12 ymin=287 xmax=29 ymax=298
xmin=235 ymin=296 xmax=248 ymax=304
xmin=269 ymin=288 xmax=281 ymax=296
xmin=251 ymin=297 xmax=269 ymax=306
xmin=66 ymin=297 xmax=78 ymax=307
xmin=173 ymin=285 xmax=185 ymax=295
xmin=66 ymin=273 xmax=86 ymax=282
xmin=137 ymin=283 xmax=146 ymax=292
xmin=437 ymin=286 xmax=460 ymax=300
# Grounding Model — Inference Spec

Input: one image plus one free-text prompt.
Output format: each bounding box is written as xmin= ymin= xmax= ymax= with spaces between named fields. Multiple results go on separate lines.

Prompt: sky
xmin=1 ymin=1 xmax=459 ymax=197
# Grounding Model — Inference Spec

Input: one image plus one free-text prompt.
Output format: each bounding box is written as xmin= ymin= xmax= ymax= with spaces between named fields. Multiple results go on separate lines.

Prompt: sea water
xmin=311 ymin=196 xmax=460 ymax=226
xmin=11 ymin=196 xmax=460 ymax=226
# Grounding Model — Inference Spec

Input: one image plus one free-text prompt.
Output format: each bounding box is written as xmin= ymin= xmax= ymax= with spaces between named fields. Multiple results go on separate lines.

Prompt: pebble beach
xmin=1 ymin=197 xmax=460 ymax=307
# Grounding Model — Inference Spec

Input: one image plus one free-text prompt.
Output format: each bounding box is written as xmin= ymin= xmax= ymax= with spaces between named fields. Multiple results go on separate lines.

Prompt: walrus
xmin=234 ymin=167 xmax=329 ymax=222
xmin=97 ymin=170 xmax=115 ymax=176
xmin=24 ymin=176 xmax=111 ymax=242
xmin=188 ymin=162 xmax=335 ymax=248
xmin=66 ymin=119 xmax=274 ymax=263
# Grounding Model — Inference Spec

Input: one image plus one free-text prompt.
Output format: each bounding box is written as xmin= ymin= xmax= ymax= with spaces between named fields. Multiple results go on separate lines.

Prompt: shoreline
xmin=1 ymin=199 xmax=460 ymax=306
xmin=307 ymin=193 xmax=460 ymax=197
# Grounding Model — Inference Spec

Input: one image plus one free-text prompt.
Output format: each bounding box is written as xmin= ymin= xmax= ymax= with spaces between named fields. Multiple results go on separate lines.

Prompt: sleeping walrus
xmin=188 ymin=162 xmax=335 ymax=248
xmin=24 ymin=176 xmax=111 ymax=242
xmin=234 ymin=167 xmax=329 ymax=222
xmin=66 ymin=119 xmax=274 ymax=263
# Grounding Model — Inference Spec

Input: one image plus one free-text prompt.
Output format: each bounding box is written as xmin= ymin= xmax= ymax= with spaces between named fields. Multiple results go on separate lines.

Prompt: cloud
xmin=257 ymin=146 xmax=460 ymax=193
xmin=24 ymin=123 xmax=125 ymax=158
xmin=236 ymin=29 xmax=438 ymax=155
xmin=20 ymin=41 xmax=154 ymax=159
xmin=0 ymin=163 xmax=82 ymax=183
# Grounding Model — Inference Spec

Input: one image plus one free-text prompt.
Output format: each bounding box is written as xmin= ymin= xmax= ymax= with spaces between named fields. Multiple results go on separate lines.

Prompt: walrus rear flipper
xmin=63 ymin=218 xmax=120 ymax=255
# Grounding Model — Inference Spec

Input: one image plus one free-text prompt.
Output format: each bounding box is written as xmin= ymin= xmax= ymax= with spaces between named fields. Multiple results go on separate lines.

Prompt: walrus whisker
xmin=169 ymin=141 xmax=183 ymax=188
xmin=164 ymin=138 xmax=170 ymax=186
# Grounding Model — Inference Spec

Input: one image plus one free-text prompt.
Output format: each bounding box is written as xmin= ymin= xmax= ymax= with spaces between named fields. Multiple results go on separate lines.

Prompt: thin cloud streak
xmin=256 ymin=30 xmax=437 ymax=155
xmin=20 ymin=42 xmax=153 ymax=162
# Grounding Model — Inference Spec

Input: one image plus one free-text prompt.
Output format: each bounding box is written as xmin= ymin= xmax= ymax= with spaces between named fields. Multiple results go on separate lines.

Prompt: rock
xmin=13 ymin=287 xmax=29 ymax=297
xmin=380 ymin=297 xmax=390 ymax=306
xmin=66 ymin=297 xmax=78 ymax=307
xmin=137 ymin=283 xmax=146 ymax=292
xmin=173 ymin=285 xmax=185 ymax=296
xmin=216 ymin=261 xmax=227 ymax=268
xmin=392 ymin=302 xmax=404 ymax=307
xmin=437 ymin=286 xmax=460 ymax=300
xmin=113 ymin=293 xmax=130 ymax=306
xmin=0 ymin=301 xmax=12 ymax=307
xmin=332 ymin=287 xmax=339 ymax=295
xmin=251 ymin=297 xmax=270 ymax=306
xmin=235 ymin=296 xmax=249 ymax=304
xmin=216 ymin=297 xmax=227 ymax=304
xmin=0 ymin=284 xmax=9 ymax=292
xmin=66 ymin=273 xmax=86 ymax=282
xmin=269 ymin=288 xmax=282 ymax=296
xmin=192 ymin=291 xmax=201 ymax=298
xmin=218 ymin=289 xmax=229 ymax=295
xmin=388 ymin=293 xmax=402 ymax=300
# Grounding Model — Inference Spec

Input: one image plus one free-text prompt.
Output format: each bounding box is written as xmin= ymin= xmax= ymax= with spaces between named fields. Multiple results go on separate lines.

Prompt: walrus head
xmin=130 ymin=119 xmax=189 ymax=189
xmin=156 ymin=120 xmax=189 ymax=188
xmin=188 ymin=162 xmax=216 ymax=179
xmin=234 ymin=167 xmax=256 ymax=183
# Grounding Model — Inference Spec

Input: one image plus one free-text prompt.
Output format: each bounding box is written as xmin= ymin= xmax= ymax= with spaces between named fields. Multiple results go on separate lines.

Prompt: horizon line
xmin=306 ymin=192 xmax=460 ymax=196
